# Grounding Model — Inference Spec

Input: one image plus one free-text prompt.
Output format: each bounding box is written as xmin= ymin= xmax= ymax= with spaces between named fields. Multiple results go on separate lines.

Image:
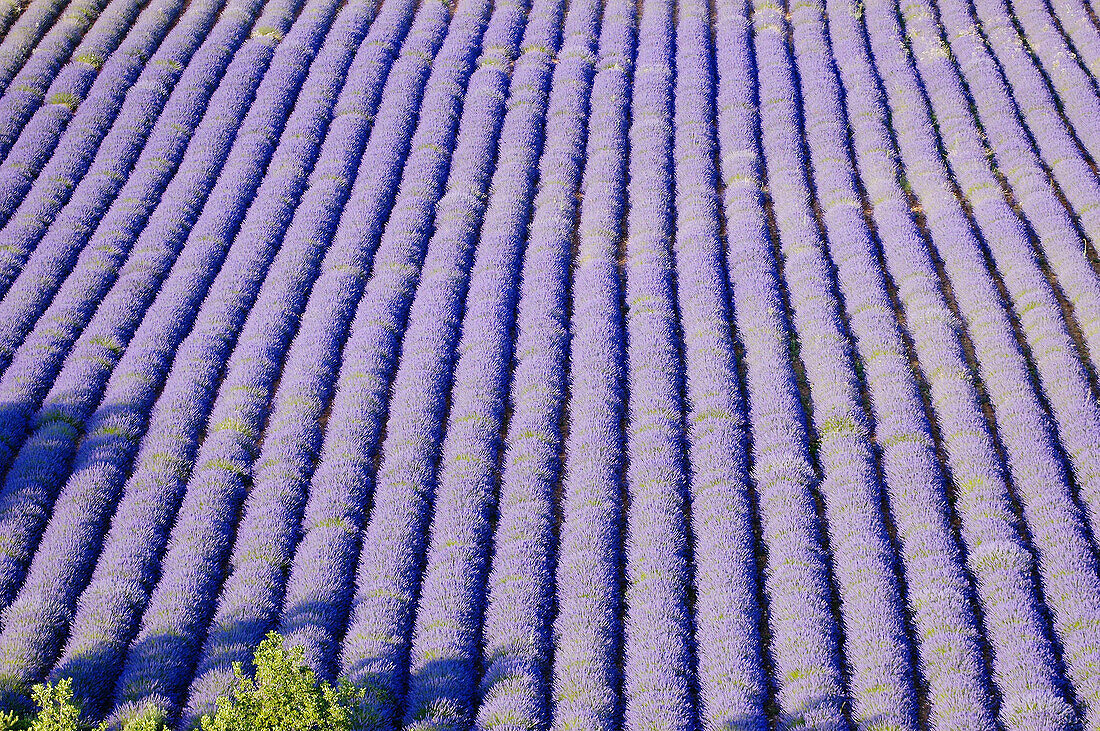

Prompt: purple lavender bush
xmin=0 ymin=0 xmax=1096 ymax=726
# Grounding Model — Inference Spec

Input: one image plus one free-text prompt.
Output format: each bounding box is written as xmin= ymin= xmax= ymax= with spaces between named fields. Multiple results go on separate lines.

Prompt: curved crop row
xmin=0 ymin=0 xmax=1098 ymax=724
xmin=335 ymin=0 xmax=562 ymax=723
xmin=0 ymin=0 xmax=319 ymax=625
xmin=0 ymin=0 xmax=282 ymax=476
xmin=1038 ymin=0 xmax=1100 ymax=85
xmin=0 ymin=1 xmax=21 ymax=49
xmin=0 ymin=0 xmax=308 ymax=683
xmin=474 ymin=0 xmax=598 ymax=724
xmin=0 ymin=0 xmax=35 ymax=49
xmin=0 ymin=0 xmax=138 ymax=166
xmin=619 ymin=0 xmax=697 ymax=726
xmin=787 ymin=0 xmax=999 ymax=726
xmin=0 ymin=0 xmax=332 ymax=650
xmin=0 ymin=0 xmax=199 ymax=245
xmin=754 ymin=0 xmax=921 ymax=725
xmin=114 ymin=0 xmax=505 ymax=722
xmin=1006 ymin=0 xmax=1100 ymax=163
xmin=269 ymin=0 xmax=532 ymax=710
xmin=0 ymin=0 xmax=118 ymax=163
xmin=824 ymin=0 xmax=1079 ymax=727
xmin=926 ymin=0 xmax=1100 ymax=384
xmin=862 ymin=0 xmax=1100 ymax=722
xmin=964 ymin=0 xmax=1100 ymax=253
xmin=253 ymin=0 xmax=509 ymax=705
xmin=904 ymin=0 xmax=1100 ymax=543
xmin=174 ymin=0 xmax=425 ymax=721
xmin=0 ymin=0 xmax=72 ymax=94
xmin=898 ymin=0 xmax=1100 ymax=534
xmin=0 ymin=0 xmax=135 ymax=167
xmin=671 ymin=0 xmax=766 ymax=725
xmin=547 ymin=0 xmax=633 ymax=726
xmin=103 ymin=0 xmax=432 ymax=719
xmin=29 ymin=0 xmax=361 ymax=716
xmin=0 ymin=0 xmax=261 ymax=382
xmin=712 ymin=0 xmax=848 ymax=725
xmin=399 ymin=0 xmax=587 ymax=721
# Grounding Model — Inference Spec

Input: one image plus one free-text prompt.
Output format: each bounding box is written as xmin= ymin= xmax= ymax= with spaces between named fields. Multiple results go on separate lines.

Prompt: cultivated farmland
xmin=0 ymin=0 xmax=1098 ymax=725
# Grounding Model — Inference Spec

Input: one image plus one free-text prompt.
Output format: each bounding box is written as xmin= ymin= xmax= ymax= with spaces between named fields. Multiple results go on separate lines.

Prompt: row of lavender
xmin=0 ymin=0 xmax=1098 ymax=724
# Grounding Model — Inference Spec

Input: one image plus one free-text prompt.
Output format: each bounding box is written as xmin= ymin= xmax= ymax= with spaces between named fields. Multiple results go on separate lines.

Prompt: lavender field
xmin=0 ymin=0 xmax=1098 ymax=723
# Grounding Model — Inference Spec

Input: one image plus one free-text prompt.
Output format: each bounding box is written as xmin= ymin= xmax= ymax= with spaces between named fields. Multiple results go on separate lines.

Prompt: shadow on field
xmin=279 ymin=594 xmax=358 ymax=683
xmin=84 ymin=614 xmax=268 ymax=729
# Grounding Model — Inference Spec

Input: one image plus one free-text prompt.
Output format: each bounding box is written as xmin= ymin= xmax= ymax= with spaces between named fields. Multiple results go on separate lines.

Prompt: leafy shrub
xmin=198 ymin=633 xmax=363 ymax=731
xmin=0 ymin=678 xmax=132 ymax=731
xmin=1 ymin=635 xmax=359 ymax=730
xmin=29 ymin=681 xmax=85 ymax=731
xmin=0 ymin=710 xmax=25 ymax=731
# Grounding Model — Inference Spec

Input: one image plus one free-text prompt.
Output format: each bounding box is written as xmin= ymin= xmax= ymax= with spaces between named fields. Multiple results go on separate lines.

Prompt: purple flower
xmin=31 ymin=0 xmax=365 ymax=716
xmin=862 ymin=0 xmax=1100 ymax=722
xmin=787 ymin=0 xmax=999 ymax=725
xmin=474 ymin=0 xmax=598 ymax=726
xmin=0 ymin=0 xmax=148 ymax=165
xmin=672 ymin=0 xmax=766 ymax=725
xmin=914 ymin=0 xmax=1100 ymax=559
xmin=273 ymin=0 xmax=526 ymax=715
xmin=825 ymin=0 xmax=1074 ymax=725
xmin=753 ymin=1 xmax=921 ymax=724
xmin=334 ymin=0 xmax=562 ymax=724
xmin=175 ymin=0 xmax=494 ymax=721
xmin=0 ymin=0 xmax=278 ymax=478
xmin=0 ymin=0 xmax=201 ymax=244
xmin=0 ymin=0 xmax=286 ymax=620
xmin=0 ymin=0 xmax=72 ymax=95
xmin=618 ymin=0 xmax=696 ymax=726
xmin=548 ymin=0 xmax=633 ymax=726
xmin=713 ymin=0 xmax=848 ymax=725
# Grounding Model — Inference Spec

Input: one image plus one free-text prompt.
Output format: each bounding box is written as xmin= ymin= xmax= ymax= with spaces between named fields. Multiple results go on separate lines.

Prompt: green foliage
xmin=250 ymin=26 xmax=282 ymax=41
xmin=28 ymin=680 xmax=85 ymax=731
xmin=110 ymin=708 xmax=164 ymax=731
xmin=0 ymin=680 xmax=163 ymax=731
xmin=198 ymin=632 xmax=364 ymax=731
xmin=47 ymin=93 xmax=81 ymax=113
xmin=0 ymin=709 xmax=27 ymax=731
xmin=2 ymin=634 xmax=359 ymax=731
xmin=73 ymin=52 xmax=104 ymax=69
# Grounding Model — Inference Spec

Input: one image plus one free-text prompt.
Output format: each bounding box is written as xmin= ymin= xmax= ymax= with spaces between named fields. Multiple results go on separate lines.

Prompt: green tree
xmin=199 ymin=633 xmax=364 ymax=731
xmin=1 ymin=676 xmax=163 ymax=731
xmin=29 ymin=681 xmax=85 ymax=731
xmin=2 ymin=633 xmax=357 ymax=731
xmin=0 ymin=709 xmax=26 ymax=731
